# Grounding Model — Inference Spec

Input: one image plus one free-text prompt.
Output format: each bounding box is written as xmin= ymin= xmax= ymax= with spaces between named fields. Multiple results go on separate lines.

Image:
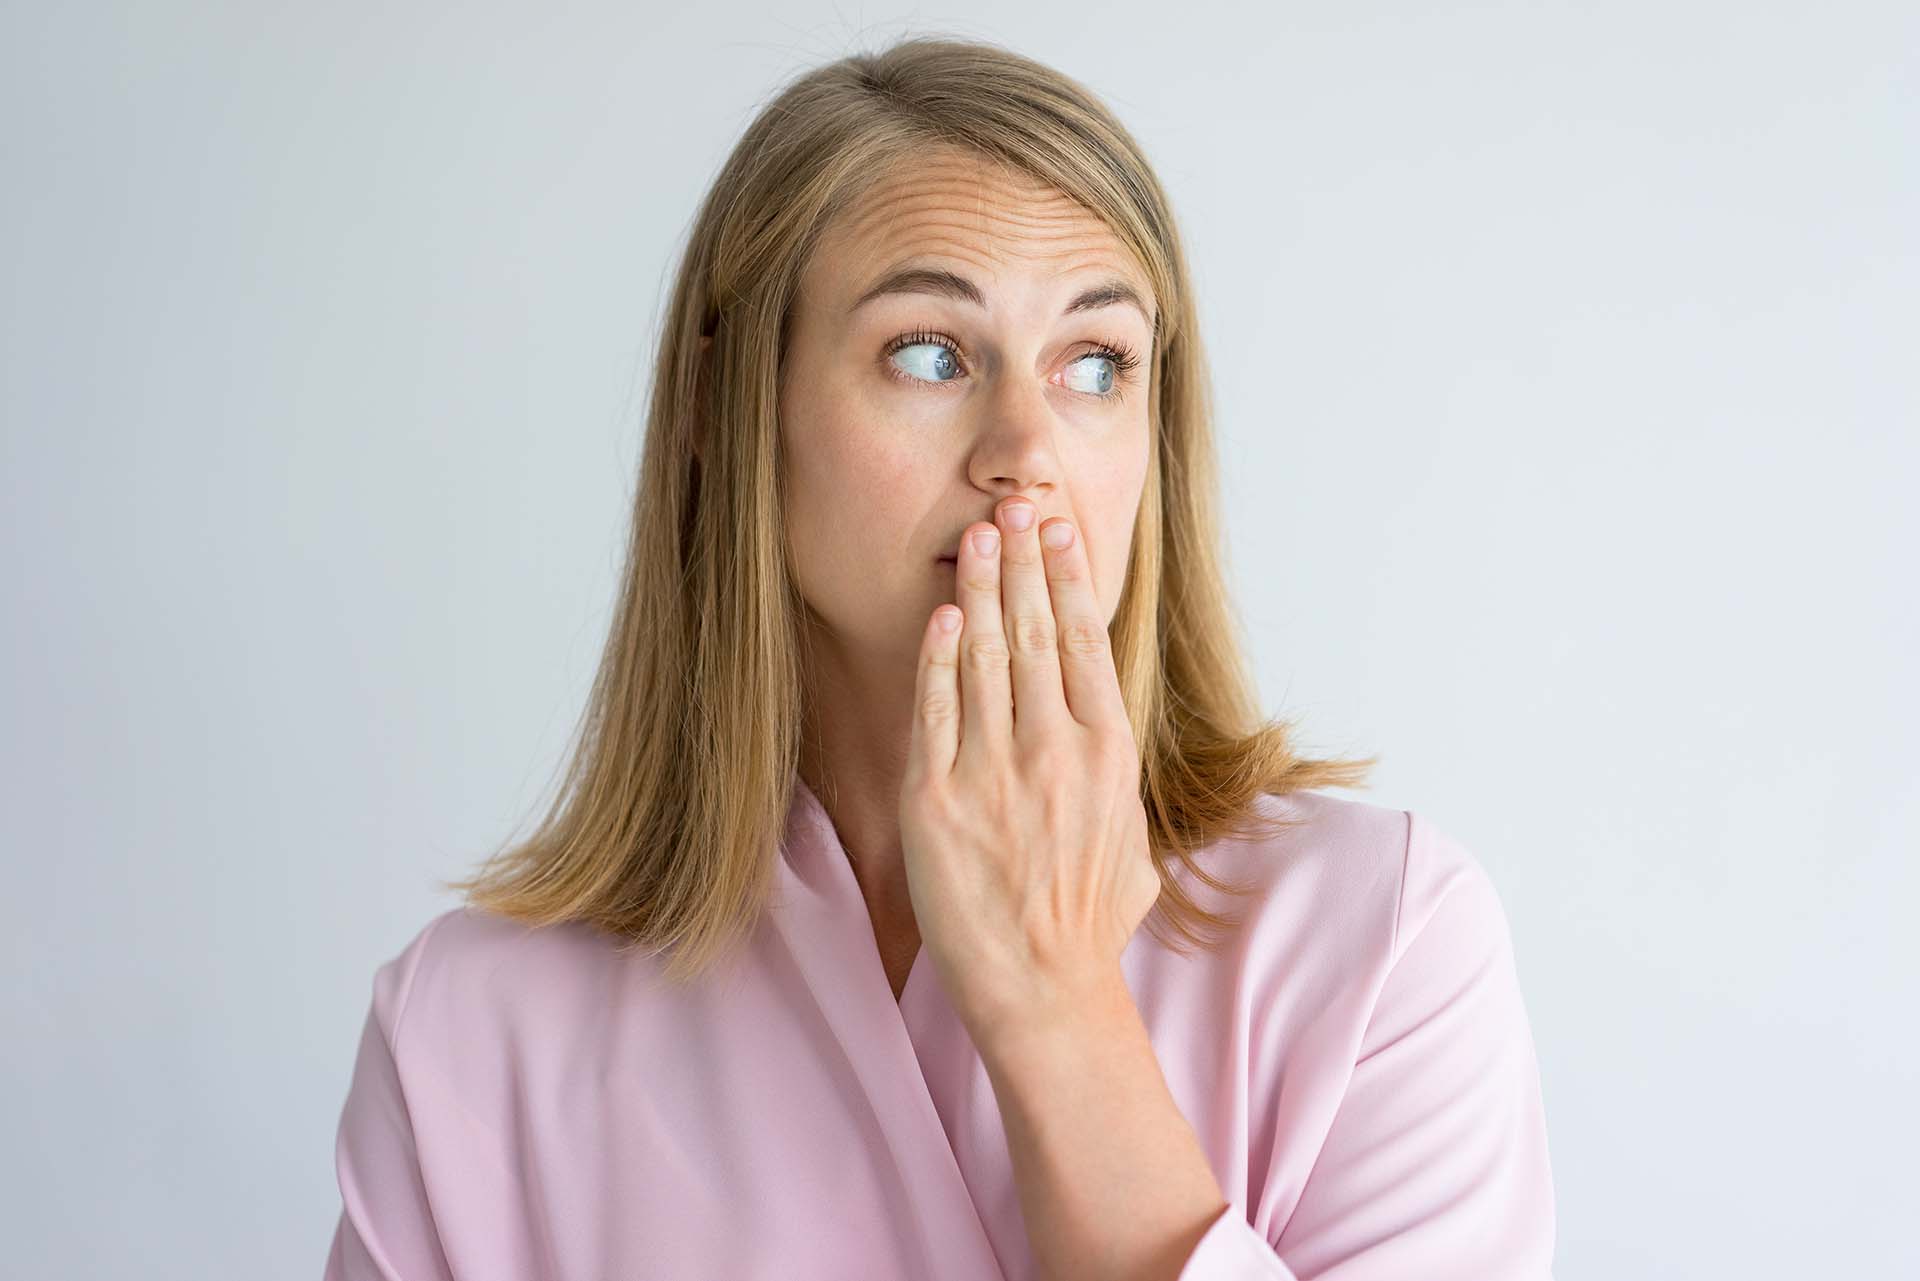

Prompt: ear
xmin=692 ymin=334 xmax=713 ymax=464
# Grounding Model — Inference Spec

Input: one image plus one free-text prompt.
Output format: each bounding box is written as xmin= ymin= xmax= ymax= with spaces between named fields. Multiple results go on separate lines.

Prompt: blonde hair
xmin=443 ymin=33 xmax=1377 ymax=984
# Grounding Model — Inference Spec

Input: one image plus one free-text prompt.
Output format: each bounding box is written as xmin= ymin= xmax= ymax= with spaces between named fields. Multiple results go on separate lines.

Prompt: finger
xmin=909 ymin=604 xmax=964 ymax=780
xmin=995 ymin=498 xmax=1069 ymax=740
xmin=954 ymin=521 xmax=1012 ymax=761
xmin=1036 ymin=516 xmax=1129 ymax=732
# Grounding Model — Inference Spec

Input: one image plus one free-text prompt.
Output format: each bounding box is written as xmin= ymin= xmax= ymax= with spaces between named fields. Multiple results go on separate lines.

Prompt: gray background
xmin=3 ymin=3 xmax=1913 ymax=1277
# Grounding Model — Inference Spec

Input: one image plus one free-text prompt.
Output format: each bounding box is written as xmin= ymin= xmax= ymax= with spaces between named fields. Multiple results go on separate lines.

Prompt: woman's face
xmin=778 ymin=148 xmax=1157 ymax=683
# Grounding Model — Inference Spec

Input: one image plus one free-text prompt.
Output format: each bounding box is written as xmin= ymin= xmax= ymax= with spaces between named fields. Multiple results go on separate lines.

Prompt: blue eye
xmin=889 ymin=340 xmax=961 ymax=383
xmin=1063 ymin=355 xmax=1115 ymax=397
xmin=881 ymin=328 xmax=1142 ymax=401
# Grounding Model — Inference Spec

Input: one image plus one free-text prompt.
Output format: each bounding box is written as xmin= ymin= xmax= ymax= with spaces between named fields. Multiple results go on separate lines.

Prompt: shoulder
xmin=362 ymin=905 xmax=626 ymax=1064
xmin=1169 ymin=789 xmax=1513 ymax=1002
xmin=1176 ymin=789 xmax=1407 ymax=941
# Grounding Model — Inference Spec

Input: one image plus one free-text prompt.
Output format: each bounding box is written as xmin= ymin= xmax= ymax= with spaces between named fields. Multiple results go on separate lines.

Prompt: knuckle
xmin=917 ymin=688 xmax=958 ymax=722
xmin=1027 ymin=740 xmax=1071 ymax=776
xmin=964 ymin=634 xmax=1010 ymax=673
xmin=1082 ymin=727 xmax=1128 ymax=768
xmin=1058 ymin=618 xmax=1109 ymax=659
xmin=1011 ymin=613 xmax=1056 ymax=654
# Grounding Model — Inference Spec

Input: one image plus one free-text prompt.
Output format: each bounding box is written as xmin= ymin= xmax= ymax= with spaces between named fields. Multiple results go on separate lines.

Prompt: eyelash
xmin=880 ymin=327 xmax=1143 ymax=401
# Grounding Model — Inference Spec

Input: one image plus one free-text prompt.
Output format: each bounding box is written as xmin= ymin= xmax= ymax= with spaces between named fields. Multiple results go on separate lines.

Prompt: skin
xmin=769 ymin=147 xmax=1159 ymax=996
xmin=701 ymin=147 xmax=1228 ymax=1280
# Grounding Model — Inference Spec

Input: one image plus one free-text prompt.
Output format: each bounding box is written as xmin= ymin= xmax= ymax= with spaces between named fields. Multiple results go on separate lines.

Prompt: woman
xmin=323 ymin=35 xmax=1556 ymax=1281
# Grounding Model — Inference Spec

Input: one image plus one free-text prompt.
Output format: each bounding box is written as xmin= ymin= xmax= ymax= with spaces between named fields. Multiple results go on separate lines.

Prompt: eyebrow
xmin=849 ymin=264 xmax=1155 ymax=331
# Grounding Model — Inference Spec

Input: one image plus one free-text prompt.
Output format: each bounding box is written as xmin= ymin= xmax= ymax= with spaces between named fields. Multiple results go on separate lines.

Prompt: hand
xmin=900 ymin=496 xmax=1161 ymax=1043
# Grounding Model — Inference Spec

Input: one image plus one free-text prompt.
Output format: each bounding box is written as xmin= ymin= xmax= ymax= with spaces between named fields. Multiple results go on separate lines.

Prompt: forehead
xmin=807 ymin=148 xmax=1152 ymax=313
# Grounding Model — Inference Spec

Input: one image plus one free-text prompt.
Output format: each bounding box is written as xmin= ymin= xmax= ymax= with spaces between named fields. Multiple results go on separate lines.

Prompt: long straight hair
xmin=444 ymin=34 xmax=1377 ymax=985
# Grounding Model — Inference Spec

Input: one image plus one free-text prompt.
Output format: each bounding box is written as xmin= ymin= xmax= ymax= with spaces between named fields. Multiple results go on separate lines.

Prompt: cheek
xmin=1088 ymin=451 xmax=1151 ymax=612
xmin=782 ymin=382 xmax=870 ymax=528
xmin=786 ymin=422 xmax=932 ymax=590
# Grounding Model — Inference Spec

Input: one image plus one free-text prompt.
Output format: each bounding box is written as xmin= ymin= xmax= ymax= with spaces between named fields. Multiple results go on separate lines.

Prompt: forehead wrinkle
xmin=859 ymin=206 xmax=1121 ymax=257
xmin=833 ymin=153 xmax=1111 ymax=249
xmin=842 ymin=182 xmax=1098 ymax=245
xmin=865 ymin=231 xmax=1132 ymax=284
xmin=833 ymin=205 xmax=1150 ymax=321
xmin=815 ymin=153 xmax=1155 ymax=328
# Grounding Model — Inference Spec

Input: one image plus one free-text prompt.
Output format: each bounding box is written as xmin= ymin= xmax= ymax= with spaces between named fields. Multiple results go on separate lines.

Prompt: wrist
xmin=969 ymin=964 xmax=1139 ymax=1073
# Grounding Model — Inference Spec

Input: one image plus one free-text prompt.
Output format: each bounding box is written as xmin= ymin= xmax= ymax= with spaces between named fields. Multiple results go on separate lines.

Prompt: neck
xmin=796 ymin=626 xmax=918 ymax=941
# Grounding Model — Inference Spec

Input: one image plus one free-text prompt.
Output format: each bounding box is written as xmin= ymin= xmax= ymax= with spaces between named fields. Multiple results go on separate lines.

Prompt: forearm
xmin=976 ymin=968 xmax=1230 ymax=1281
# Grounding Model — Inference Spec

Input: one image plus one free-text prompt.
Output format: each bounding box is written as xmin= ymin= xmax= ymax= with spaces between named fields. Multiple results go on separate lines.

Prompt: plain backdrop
xmin=2 ymin=3 xmax=1913 ymax=1277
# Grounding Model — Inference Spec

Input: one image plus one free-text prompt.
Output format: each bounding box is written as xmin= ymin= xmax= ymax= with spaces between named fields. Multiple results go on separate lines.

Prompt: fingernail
xmin=972 ymin=529 xmax=1000 ymax=555
xmin=1041 ymin=521 xmax=1073 ymax=549
xmin=1001 ymin=502 xmax=1034 ymax=532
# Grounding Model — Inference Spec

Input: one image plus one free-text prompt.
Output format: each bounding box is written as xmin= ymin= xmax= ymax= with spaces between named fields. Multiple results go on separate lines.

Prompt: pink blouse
xmin=324 ymin=774 xmax=1556 ymax=1278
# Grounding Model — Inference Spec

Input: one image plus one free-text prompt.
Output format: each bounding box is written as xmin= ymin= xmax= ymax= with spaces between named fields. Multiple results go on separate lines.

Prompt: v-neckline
xmin=896 ymin=940 xmax=928 ymax=1008
xmin=775 ymin=773 xmax=947 ymax=1030
xmin=770 ymin=771 xmax=1006 ymax=1280
xmin=784 ymin=774 xmax=933 ymax=1013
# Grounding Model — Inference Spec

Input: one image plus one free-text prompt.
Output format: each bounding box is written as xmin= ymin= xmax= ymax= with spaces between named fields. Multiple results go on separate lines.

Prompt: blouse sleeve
xmin=322 ymin=918 xmax=459 ymax=1281
xmin=1177 ymin=815 xmax=1557 ymax=1279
